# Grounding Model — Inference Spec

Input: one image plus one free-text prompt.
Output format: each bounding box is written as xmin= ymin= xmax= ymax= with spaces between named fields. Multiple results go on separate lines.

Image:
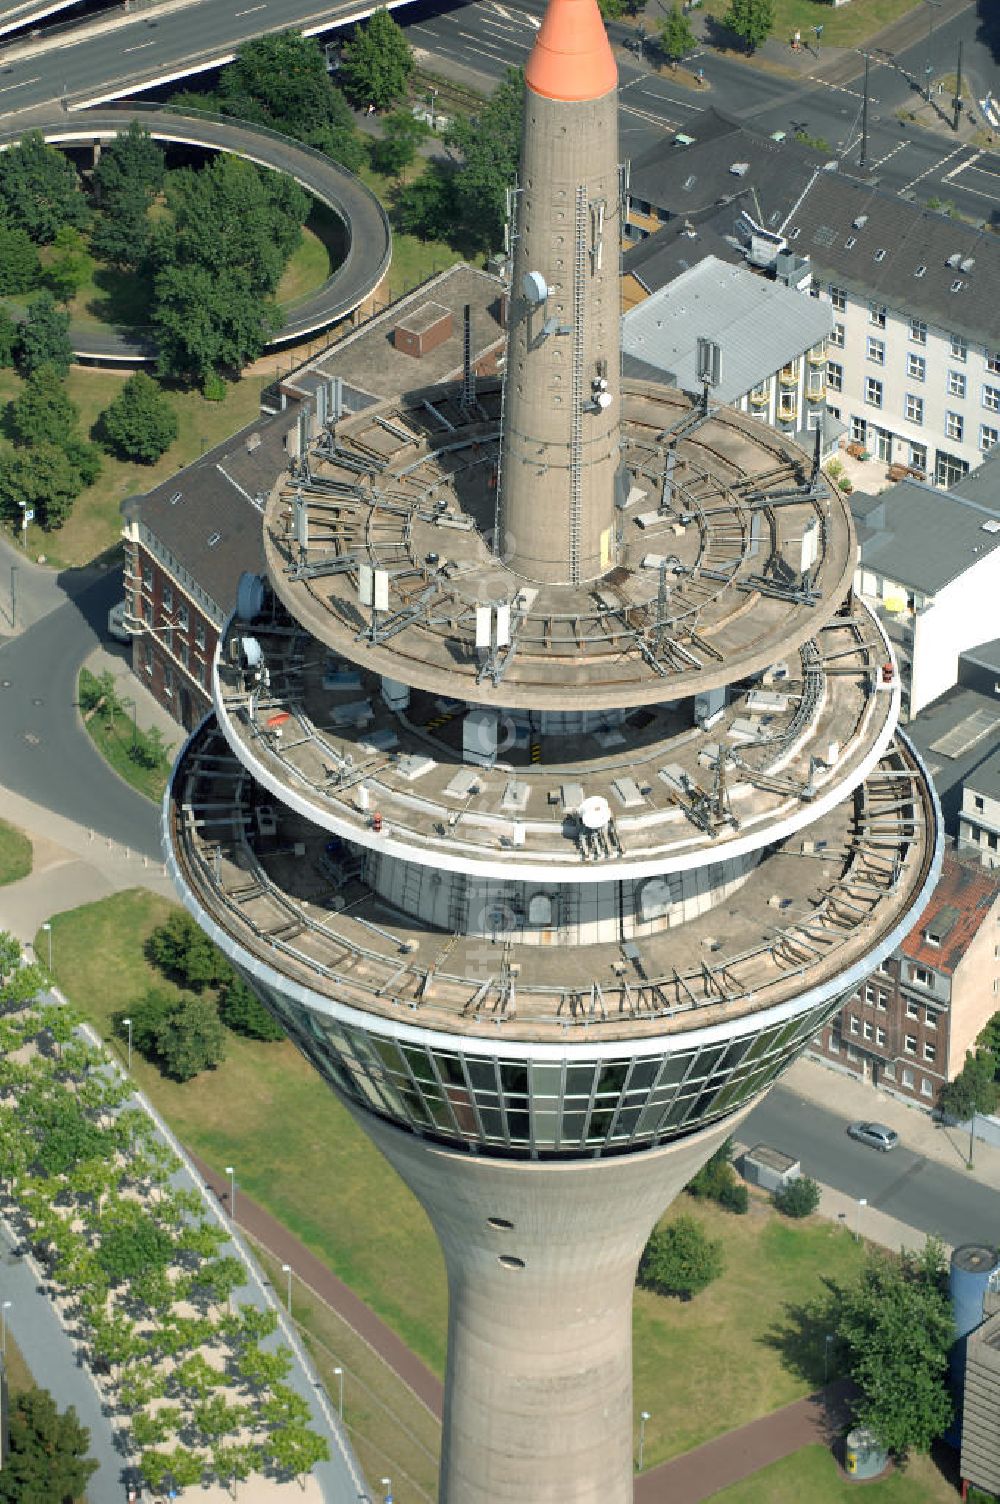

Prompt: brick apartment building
xmin=818 ymin=851 xmax=1000 ymax=1106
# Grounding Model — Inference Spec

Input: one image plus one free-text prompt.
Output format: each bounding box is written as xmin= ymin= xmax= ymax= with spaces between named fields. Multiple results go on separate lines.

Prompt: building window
xmin=849 ymin=1015 xmax=860 ymax=1035
xmin=143 ymin=641 xmax=153 ymax=676
xmin=863 ymin=1020 xmax=874 ymax=1041
xmin=876 ymin=991 xmax=888 ymax=1010
xmin=945 ymin=411 xmax=964 ymax=443
xmin=779 ymin=390 xmax=797 ymax=417
xmin=935 ymin=450 xmax=969 ymax=486
xmin=924 ymin=1042 xmax=936 ymax=1062
xmin=851 ymin=416 xmax=867 ymax=444
xmin=178 ymin=640 xmax=190 ymax=669
xmin=905 ymin=394 xmax=924 ymax=424
xmin=988 ymin=351 xmax=1000 ymax=376
xmin=950 ymin=333 xmax=967 ymax=361
xmin=828 ymin=1033 xmax=839 ymax=1055
xmin=141 ymin=560 xmax=153 ymax=590
xmin=975 ymin=794 xmax=986 ymax=812
xmin=876 ymin=1027 xmax=887 ymax=1046
xmin=909 ymin=441 xmax=927 ymax=472
xmin=164 ymin=666 xmax=174 ymax=700
xmin=983 ymin=384 xmax=1000 ymax=413
xmin=829 ymin=322 xmax=845 ymax=348
xmin=869 ymin=302 xmax=886 ymax=328
xmin=195 ymin=621 xmax=206 ymax=651
xmin=907 ymin=352 xmax=926 ymax=381
xmin=830 ymin=285 xmax=847 ymax=311
xmin=865 ymin=377 xmax=883 ymax=408
xmin=864 ymin=984 xmax=875 ymax=1002
xmin=947 ymin=370 xmax=967 ymax=398
xmin=162 ymin=583 xmax=173 ymax=613
xmin=177 ymin=603 xmax=189 ymax=632
xmin=867 ymin=337 xmax=885 ymax=365
xmin=846 ymin=1044 xmax=859 ymax=1062
xmin=904 ymin=1034 xmax=917 ymax=1054
xmin=827 ymin=361 xmax=843 ymax=392
xmin=920 ymin=1078 xmax=933 ymax=1097
xmin=906 ymin=998 xmax=919 ymax=1017
xmin=883 ymin=1060 xmax=896 ymax=1081
xmin=910 ymin=318 xmax=927 ymax=345
xmin=807 ymin=370 xmax=825 ymax=399
xmin=981 ymin=424 xmax=999 ymax=453
xmin=902 ymin=1067 xmax=915 ymax=1088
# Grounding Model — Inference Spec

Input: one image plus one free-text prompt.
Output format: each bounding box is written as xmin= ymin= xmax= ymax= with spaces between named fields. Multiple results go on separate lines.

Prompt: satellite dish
xmin=522 ymin=270 xmax=549 ymax=305
xmin=579 ymin=795 xmax=611 ymax=830
xmin=236 ymin=572 xmax=266 ymax=622
xmin=241 ymin=636 xmax=263 ymax=670
xmin=595 ymin=391 xmax=614 ymax=410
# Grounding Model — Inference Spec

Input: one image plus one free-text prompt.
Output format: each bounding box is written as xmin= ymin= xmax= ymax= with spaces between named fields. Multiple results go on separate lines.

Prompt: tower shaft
xmin=360 ymin=1108 xmax=742 ymax=1503
xmin=500 ymin=87 xmax=621 ymax=584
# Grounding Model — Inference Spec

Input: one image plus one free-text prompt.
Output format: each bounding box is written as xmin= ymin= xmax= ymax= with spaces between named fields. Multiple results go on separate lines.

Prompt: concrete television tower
xmin=164 ymin=1 xmax=941 ymax=1498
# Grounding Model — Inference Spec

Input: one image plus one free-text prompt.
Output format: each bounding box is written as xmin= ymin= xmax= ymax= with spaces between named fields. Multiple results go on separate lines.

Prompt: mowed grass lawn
xmin=0 ymin=362 xmax=268 ymax=569
xmin=633 ymin=1203 xmax=866 ymax=1468
xmin=41 ymin=892 xmax=885 ymax=1471
xmin=705 ymin=1443 xmax=958 ymax=1503
xmin=0 ymin=817 xmax=32 ymax=886
xmin=700 ymin=0 xmax=921 ymax=48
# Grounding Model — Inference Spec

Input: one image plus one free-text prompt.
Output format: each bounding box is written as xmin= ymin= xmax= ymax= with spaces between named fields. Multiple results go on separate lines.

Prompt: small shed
xmin=393 ymin=301 xmax=453 ymax=358
xmin=741 ymin=1143 xmax=800 ymax=1192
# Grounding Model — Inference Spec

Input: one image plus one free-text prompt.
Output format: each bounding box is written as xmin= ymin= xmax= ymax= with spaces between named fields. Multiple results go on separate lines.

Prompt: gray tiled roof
xmin=852 ymin=474 xmax=1000 ymax=594
xmin=788 ymin=172 xmax=1000 ymax=346
xmin=623 ymin=218 xmax=741 ymax=293
xmin=965 ymin=744 xmax=1000 ymax=802
xmin=621 ymin=255 xmax=832 ymax=405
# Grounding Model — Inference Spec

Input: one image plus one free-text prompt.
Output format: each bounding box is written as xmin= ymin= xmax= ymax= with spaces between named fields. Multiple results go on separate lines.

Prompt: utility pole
xmin=9 ymin=564 xmax=16 ymax=630
xmin=860 ymin=52 xmax=870 ymax=170
xmin=953 ymin=39 xmax=963 ymax=132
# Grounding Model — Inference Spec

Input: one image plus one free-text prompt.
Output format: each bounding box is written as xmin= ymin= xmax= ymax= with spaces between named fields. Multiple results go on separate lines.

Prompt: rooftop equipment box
xmin=393 ymin=302 xmax=453 ymax=358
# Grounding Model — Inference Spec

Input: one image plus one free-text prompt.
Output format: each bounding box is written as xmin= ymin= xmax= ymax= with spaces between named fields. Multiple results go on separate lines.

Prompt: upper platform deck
xmin=262 ymin=381 xmax=857 ymax=714
xmin=213 ymin=594 xmax=898 ymax=882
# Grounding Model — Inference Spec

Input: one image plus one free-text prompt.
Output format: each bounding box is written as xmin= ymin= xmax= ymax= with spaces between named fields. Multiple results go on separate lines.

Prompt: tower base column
xmin=355 ymin=1111 xmax=747 ymax=1504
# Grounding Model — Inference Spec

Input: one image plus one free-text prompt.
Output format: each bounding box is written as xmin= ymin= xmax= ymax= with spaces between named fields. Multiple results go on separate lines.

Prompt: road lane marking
xmin=942 ymin=149 xmax=980 ymax=181
xmin=901 ymin=142 xmax=965 ymax=193
xmin=0 ymin=75 xmax=39 ymax=92
xmin=870 ymin=140 xmax=908 ymax=169
xmin=122 ymin=40 xmax=155 ymax=52
xmin=234 ymin=3 xmax=266 ymax=13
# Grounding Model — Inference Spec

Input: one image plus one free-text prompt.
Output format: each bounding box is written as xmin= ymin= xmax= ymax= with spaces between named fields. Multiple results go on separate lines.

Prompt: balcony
xmin=779 ymin=369 xmax=800 ymax=388
xmin=749 ymin=389 xmax=769 ymax=407
xmin=808 ymin=345 xmax=827 ymax=366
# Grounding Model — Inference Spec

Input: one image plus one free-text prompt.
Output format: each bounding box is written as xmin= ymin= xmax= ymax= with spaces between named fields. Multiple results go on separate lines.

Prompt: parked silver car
xmin=847 ymin=1121 xmax=899 ymax=1152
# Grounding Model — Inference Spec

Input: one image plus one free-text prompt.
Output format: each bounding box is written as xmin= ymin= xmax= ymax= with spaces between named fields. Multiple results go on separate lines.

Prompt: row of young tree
xmin=115 ymin=910 xmax=285 ymax=1083
xmin=0 ymin=931 xmax=328 ymax=1495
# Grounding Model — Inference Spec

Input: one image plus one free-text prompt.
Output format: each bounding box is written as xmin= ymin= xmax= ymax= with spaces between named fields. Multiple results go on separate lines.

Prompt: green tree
xmin=93 ymin=119 xmax=165 ymax=204
xmin=0 ymin=440 xmax=89 ymax=529
xmin=774 ymin=1175 xmax=821 ymax=1219
xmin=96 ymin=1200 xmax=175 ymax=1284
xmin=686 ymin=1138 xmax=748 ymax=1214
xmin=340 ymin=8 xmax=414 ymax=111
xmin=0 ymin=931 xmax=45 ymax=1008
xmin=220 ymin=32 xmax=364 ymax=169
xmin=446 ymin=67 xmax=524 ymax=251
xmin=10 ymin=363 xmax=78 ymax=448
xmin=0 ymin=131 xmax=89 ymax=244
xmin=17 ymin=291 xmax=73 ymax=376
xmin=659 ymin=4 xmax=696 ymax=62
xmin=0 ymin=1388 xmax=98 ymax=1504
xmin=638 ymin=1213 xmax=724 ymax=1299
xmin=265 ymin=1424 xmax=330 ymax=1484
xmin=0 ymin=226 xmax=41 ymax=294
xmin=212 ymin=1442 xmax=258 ymax=1490
xmin=44 ymin=225 xmax=93 ymax=304
xmin=837 ymin=1240 xmax=953 ymax=1456
xmin=62 ymin=434 xmax=102 ymax=488
xmin=98 ymin=371 xmax=178 ymax=463
xmin=218 ymin=975 xmax=284 ymax=1041
xmin=152 ymin=259 xmax=282 ymax=383
xmin=0 ymin=307 xmax=18 ymax=367
xmin=722 ymin=0 xmax=774 ymax=53
xmin=147 ymin=911 xmax=232 ymax=990
xmin=938 ymin=1049 xmax=998 ymax=1121
xmin=153 ymin=992 xmax=226 ymax=1082
xmin=371 ymin=108 xmax=430 ymax=179
xmin=194 ymin=1392 xmax=246 ymax=1444
xmin=393 ymin=165 xmax=459 ymax=242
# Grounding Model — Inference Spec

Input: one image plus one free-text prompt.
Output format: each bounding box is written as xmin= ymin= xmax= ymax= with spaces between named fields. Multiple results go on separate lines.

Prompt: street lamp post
xmin=41 ymin=921 xmax=52 ymax=971
xmin=381 ymin=1476 xmax=393 ymax=1503
xmin=813 ymin=23 xmax=823 ymax=55
xmin=122 ymin=1016 xmax=132 ymax=1071
xmin=638 ymin=1409 xmax=651 ymax=1471
xmin=1 ymin=1301 xmax=11 ymax=1355
xmin=282 ymin=1262 xmax=292 ymax=1315
xmin=924 ymin=0 xmax=941 ymax=102
xmin=856 ymin=1196 xmax=868 ymax=1242
xmin=9 ymin=563 xmax=16 ymax=629
xmin=226 ymin=1165 xmax=237 ymax=1223
xmin=334 ymin=1366 xmax=344 ymax=1419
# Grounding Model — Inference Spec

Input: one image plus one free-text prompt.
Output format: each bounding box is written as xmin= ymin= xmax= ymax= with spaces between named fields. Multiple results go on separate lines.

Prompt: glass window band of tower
xmin=244 ymin=976 xmax=842 ymax=1160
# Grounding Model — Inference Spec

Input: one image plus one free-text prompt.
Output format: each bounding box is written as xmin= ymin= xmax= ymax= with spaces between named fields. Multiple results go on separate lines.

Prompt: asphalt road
xmin=0 ymin=566 xmax=163 ymax=859
xmin=743 ymin=1084 xmax=1000 ymax=1247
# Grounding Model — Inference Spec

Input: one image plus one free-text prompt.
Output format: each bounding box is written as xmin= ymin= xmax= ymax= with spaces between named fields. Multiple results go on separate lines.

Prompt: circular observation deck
xmin=213 ymin=594 xmax=900 ymax=882
xmin=262 ymin=381 xmax=857 ymax=714
xmin=165 ymin=719 xmax=940 ymax=1156
xmin=167 ymin=718 xmax=939 ymax=1050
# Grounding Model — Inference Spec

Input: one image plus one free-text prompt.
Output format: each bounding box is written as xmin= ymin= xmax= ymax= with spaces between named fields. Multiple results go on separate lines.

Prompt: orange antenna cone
xmin=525 ymin=0 xmax=618 ymax=102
